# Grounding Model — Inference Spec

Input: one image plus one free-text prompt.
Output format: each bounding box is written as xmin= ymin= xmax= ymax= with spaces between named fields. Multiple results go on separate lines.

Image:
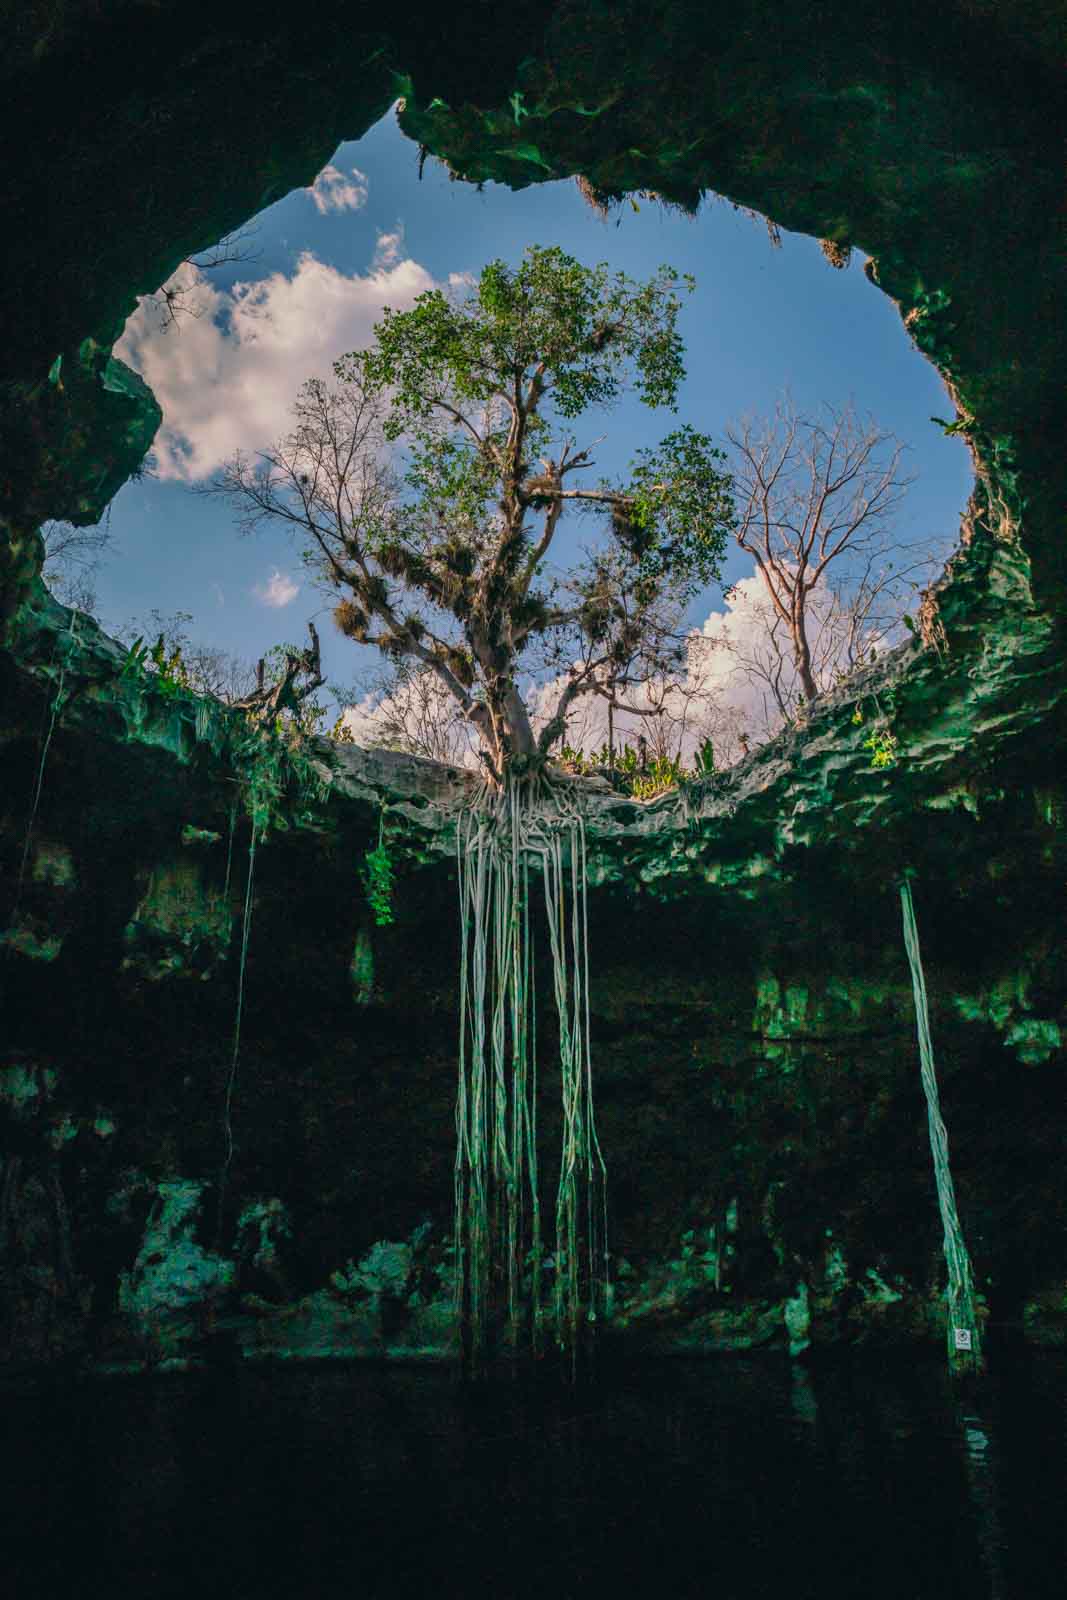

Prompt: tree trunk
xmin=501 ymin=680 xmax=537 ymax=758
xmin=479 ymin=676 xmax=537 ymax=777
xmin=792 ymin=611 xmax=818 ymax=703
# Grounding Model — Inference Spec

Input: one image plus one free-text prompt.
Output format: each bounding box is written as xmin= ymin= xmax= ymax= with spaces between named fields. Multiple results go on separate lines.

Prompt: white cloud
xmin=305 ymin=164 xmax=369 ymax=215
xmin=340 ymin=571 xmax=868 ymax=769
xmin=371 ymin=229 xmax=402 ymax=269
xmin=255 ymin=570 xmax=299 ymax=608
xmin=115 ymin=246 xmax=438 ymax=482
xmin=524 ymin=572 xmax=828 ymax=767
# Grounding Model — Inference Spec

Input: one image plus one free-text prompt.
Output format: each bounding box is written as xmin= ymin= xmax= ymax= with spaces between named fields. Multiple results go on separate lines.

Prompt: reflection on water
xmin=3 ymin=1350 xmax=1064 ymax=1600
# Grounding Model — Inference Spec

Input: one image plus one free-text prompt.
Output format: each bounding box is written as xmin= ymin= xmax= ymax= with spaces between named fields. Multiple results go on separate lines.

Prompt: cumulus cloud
xmin=115 ymin=246 xmax=438 ymax=482
xmin=371 ymin=229 xmax=402 ymax=269
xmin=305 ymin=163 xmax=369 ymax=215
xmin=523 ymin=572 xmax=837 ymax=767
xmin=338 ymin=569 xmax=873 ymax=769
xmin=255 ymin=570 xmax=299 ymax=608
xmin=690 ymin=572 xmax=797 ymax=733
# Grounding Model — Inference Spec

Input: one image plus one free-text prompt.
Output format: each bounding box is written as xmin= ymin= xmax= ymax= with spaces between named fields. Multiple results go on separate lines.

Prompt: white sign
xmin=954 ymin=1327 xmax=973 ymax=1350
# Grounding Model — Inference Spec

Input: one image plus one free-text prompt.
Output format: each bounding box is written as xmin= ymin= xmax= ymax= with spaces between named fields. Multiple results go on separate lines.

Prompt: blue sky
xmin=99 ymin=100 xmax=973 ymax=715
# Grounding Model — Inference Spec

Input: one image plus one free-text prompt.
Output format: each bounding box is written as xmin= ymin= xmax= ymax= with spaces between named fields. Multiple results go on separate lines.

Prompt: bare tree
xmin=524 ymin=578 xmax=745 ymax=773
xmin=686 ymin=697 xmax=753 ymax=770
xmin=229 ymin=621 xmax=325 ymax=721
xmin=694 ymin=536 xmax=940 ymax=740
xmin=340 ymin=657 xmax=481 ymax=766
xmin=180 ymin=641 xmax=261 ymax=704
xmin=40 ymin=517 xmax=113 ymax=612
xmin=146 ymin=225 xmax=262 ymax=334
xmin=529 ymin=541 xmax=700 ymax=763
xmin=723 ymin=392 xmax=926 ymax=704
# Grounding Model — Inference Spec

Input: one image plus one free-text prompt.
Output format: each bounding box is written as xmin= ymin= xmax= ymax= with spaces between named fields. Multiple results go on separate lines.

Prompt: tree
xmin=111 ymin=608 xmax=328 ymax=729
xmin=203 ymin=245 xmax=740 ymax=1373
xmin=337 ymin=657 xmax=481 ymax=767
xmin=145 ymin=225 xmax=262 ymax=334
xmin=202 ymin=244 xmax=736 ymax=784
xmin=691 ymin=544 xmax=940 ymax=743
xmin=530 ymin=549 xmax=723 ymax=769
xmin=40 ymin=517 xmax=113 ymax=613
xmin=723 ymin=391 xmax=927 ymax=705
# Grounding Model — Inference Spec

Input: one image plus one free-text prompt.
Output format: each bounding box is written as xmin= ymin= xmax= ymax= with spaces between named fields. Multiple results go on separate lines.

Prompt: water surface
xmin=4 ymin=1349 xmax=1063 ymax=1599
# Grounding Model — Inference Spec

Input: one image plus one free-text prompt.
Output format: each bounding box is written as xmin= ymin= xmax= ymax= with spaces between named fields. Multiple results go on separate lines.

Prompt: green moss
xmin=824 ymin=1238 xmax=849 ymax=1294
xmin=236 ymin=1197 xmax=291 ymax=1271
xmin=1004 ymin=1018 xmax=1061 ymax=1065
xmin=860 ymin=1267 xmax=905 ymax=1307
xmin=181 ymin=824 xmax=222 ymax=847
xmin=30 ymin=840 xmax=76 ymax=887
xmin=784 ymin=1281 xmax=811 ymax=1356
xmin=951 ymin=972 xmax=1063 ymax=1064
xmin=0 ymin=1062 xmax=57 ymax=1113
xmin=121 ymin=856 xmax=232 ymax=981
xmin=118 ymin=1178 xmax=235 ymax=1324
xmin=0 ymin=922 xmax=63 ymax=961
xmin=46 ymin=1113 xmax=79 ymax=1150
xmin=330 ymin=1239 xmax=414 ymax=1299
xmin=350 ymin=924 xmax=375 ymax=1006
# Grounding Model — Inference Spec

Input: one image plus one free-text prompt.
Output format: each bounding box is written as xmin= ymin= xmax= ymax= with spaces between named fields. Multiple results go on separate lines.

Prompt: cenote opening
xmin=2 ymin=5 xmax=1066 ymax=1599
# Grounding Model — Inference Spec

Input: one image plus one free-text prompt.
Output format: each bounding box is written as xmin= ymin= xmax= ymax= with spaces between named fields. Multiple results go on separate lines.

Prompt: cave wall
xmin=2 ymin=605 xmax=1065 ymax=1372
xmin=0 ymin=1 xmax=1065 ymax=1370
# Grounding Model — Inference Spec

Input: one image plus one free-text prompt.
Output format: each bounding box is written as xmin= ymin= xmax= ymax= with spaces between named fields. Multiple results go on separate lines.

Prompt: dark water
xmin=3 ymin=1349 xmax=1065 ymax=1600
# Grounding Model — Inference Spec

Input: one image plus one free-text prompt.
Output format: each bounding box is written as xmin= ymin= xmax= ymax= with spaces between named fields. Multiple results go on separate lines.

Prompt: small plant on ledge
xmin=362 ymin=811 xmax=395 ymax=926
xmin=864 ymin=727 xmax=899 ymax=770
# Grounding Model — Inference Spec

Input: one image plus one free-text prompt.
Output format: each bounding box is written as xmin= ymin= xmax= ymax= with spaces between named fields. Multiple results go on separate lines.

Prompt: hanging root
xmin=216 ymin=822 xmax=257 ymax=1248
xmin=15 ymin=607 xmax=79 ymax=912
xmin=899 ymin=874 xmax=984 ymax=1375
xmin=453 ymin=772 xmax=608 ymax=1375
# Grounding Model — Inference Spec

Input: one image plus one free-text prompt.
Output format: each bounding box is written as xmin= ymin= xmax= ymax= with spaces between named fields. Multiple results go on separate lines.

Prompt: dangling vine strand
xmin=452 ymin=769 xmax=607 ymax=1376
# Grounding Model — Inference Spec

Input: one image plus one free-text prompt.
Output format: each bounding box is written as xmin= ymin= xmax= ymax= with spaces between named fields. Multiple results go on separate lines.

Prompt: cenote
xmin=1 ymin=3 xmax=1065 ymax=1597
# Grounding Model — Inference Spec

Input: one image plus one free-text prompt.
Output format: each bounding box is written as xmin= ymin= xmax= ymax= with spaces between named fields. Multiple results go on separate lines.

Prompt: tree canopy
xmin=207 ymin=243 xmax=737 ymax=782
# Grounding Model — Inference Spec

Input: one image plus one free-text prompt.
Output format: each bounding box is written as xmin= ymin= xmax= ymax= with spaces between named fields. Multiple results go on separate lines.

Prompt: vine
xmin=361 ymin=810 xmax=396 ymax=926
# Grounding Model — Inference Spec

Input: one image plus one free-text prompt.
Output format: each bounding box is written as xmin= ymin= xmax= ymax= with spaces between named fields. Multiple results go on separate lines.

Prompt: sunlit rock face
xmin=0 ymin=3 xmax=1065 ymax=1369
